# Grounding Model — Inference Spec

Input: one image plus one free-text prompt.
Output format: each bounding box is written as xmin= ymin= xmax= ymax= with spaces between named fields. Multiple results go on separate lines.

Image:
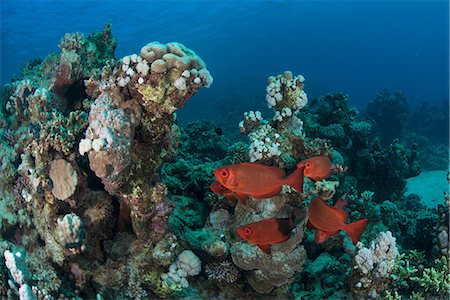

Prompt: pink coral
xmin=151 ymin=201 xmax=174 ymax=235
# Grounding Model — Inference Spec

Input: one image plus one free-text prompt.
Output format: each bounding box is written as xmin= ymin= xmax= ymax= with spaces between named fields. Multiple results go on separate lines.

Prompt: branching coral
xmin=205 ymin=260 xmax=240 ymax=283
xmin=239 ymin=71 xmax=330 ymax=168
xmin=350 ymin=231 xmax=399 ymax=298
xmin=161 ymin=250 xmax=202 ymax=290
xmin=410 ymin=256 xmax=450 ymax=296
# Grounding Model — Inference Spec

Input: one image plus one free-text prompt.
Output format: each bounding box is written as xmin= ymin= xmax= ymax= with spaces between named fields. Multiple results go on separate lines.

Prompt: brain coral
xmin=49 ymin=159 xmax=78 ymax=200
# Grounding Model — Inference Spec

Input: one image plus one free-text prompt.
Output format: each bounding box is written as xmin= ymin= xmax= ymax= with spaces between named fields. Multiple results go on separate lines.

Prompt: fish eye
xmin=221 ymin=170 xmax=229 ymax=178
xmin=244 ymin=227 xmax=252 ymax=235
xmin=305 ymin=162 xmax=312 ymax=168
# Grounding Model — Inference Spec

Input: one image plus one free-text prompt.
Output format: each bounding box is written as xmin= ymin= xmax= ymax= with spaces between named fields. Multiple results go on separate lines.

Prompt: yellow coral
xmin=137 ymin=82 xmax=177 ymax=115
xmin=314 ymin=180 xmax=339 ymax=200
xmin=137 ymin=82 xmax=166 ymax=103
xmin=143 ymin=271 xmax=181 ymax=298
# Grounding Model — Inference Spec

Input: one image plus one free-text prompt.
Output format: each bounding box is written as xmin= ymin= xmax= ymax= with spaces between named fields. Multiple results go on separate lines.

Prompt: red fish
xmin=297 ymin=156 xmax=332 ymax=181
xmin=213 ymin=163 xmax=303 ymax=204
xmin=308 ymin=196 xmax=368 ymax=244
xmin=334 ymin=193 xmax=348 ymax=210
xmin=236 ymin=211 xmax=297 ymax=253
xmin=209 ymin=181 xmax=238 ymax=203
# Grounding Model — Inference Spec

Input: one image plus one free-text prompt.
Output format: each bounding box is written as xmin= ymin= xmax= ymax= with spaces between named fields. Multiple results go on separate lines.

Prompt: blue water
xmin=1 ymin=0 xmax=448 ymax=122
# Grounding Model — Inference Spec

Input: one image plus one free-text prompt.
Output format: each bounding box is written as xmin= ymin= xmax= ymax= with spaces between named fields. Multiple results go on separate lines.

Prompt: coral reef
xmin=0 ymin=26 xmax=214 ymax=299
xmin=365 ymin=88 xmax=409 ymax=146
xmin=303 ymin=92 xmax=421 ymax=201
xmin=406 ymin=100 xmax=449 ymax=170
xmin=0 ymin=25 xmax=447 ymax=300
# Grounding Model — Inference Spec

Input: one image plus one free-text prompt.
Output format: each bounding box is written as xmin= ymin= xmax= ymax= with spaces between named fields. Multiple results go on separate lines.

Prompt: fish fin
xmin=240 ymin=162 xmax=285 ymax=176
xmin=306 ymin=220 xmax=314 ymax=230
xmin=345 ymin=219 xmax=369 ymax=244
xmin=209 ymin=181 xmax=222 ymax=194
xmin=239 ymin=162 xmax=256 ymax=167
xmin=278 ymin=218 xmax=293 ymax=236
xmin=252 ymin=188 xmax=282 ymax=198
xmin=314 ymin=229 xmax=339 ymax=243
xmin=314 ymin=230 xmax=330 ymax=243
xmin=284 ymin=166 xmax=304 ymax=193
xmin=235 ymin=192 xmax=249 ymax=204
xmin=257 ymin=244 xmax=271 ymax=254
xmin=334 ymin=193 xmax=348 ymax=210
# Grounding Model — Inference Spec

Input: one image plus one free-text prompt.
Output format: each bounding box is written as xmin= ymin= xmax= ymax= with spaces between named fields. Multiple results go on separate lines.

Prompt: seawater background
xmin=1 ymin=0 xmax=448 ymax=124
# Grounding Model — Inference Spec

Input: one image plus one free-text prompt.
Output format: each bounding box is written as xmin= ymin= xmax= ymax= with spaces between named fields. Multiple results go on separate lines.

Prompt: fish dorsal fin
xmin=257 ymin=244 xmax=271 ymax=254
xmin=312 ymin=196 xmax=348 ymax=225
xmin=314 ymin=230 xmax=330 ymax=243
xmin=240 ymin=162 xmax=285 ymax=177
xmin=320 ymin=197 xmax=349 ymax=222
xmin=284 ymin=167 xmax=304 ymax=192
xmin=323 ymin=200 xmax=348 ymax=223
xmin=239 ymin=162 xmax=256 ymax=167
xmin=334 ymin=193 xmax=348 ymax=210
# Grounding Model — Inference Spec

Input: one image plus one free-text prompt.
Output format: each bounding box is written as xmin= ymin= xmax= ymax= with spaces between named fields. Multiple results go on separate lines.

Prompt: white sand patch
xmin=405 ymin=170 xmax=449 ymax=208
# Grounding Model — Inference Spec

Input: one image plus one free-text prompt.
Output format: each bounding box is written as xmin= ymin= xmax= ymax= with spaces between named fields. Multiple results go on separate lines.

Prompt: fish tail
xmin=284 ymin=166 xmax=304 ymax=192
xmin=345 ymin=219 xmax=369 ymax=244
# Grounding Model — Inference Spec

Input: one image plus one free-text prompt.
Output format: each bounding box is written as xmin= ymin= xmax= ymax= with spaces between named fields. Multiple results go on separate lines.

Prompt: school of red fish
xmin=211 ymin=156 xmax=369 ymax=254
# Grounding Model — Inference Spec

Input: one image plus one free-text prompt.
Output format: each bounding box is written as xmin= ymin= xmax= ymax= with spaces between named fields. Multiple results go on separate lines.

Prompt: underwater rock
xmin=230 ymin=195 xmax=308 ymax=293
xmin=152 ymin=234 xmax=179 ymax=266
xmin=231 ymin=241 xmax=306 ymax=293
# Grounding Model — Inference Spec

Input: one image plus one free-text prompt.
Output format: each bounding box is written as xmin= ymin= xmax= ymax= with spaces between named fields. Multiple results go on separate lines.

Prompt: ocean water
xmin=1 ymin=0 xmax=448 ymax=122
xmin=0 ymin=1 xmax=449 ymax=299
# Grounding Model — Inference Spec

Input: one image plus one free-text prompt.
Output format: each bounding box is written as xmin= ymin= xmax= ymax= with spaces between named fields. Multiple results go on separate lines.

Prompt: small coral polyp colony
xmin=0 ymin=25 xmax=448 ymax=300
